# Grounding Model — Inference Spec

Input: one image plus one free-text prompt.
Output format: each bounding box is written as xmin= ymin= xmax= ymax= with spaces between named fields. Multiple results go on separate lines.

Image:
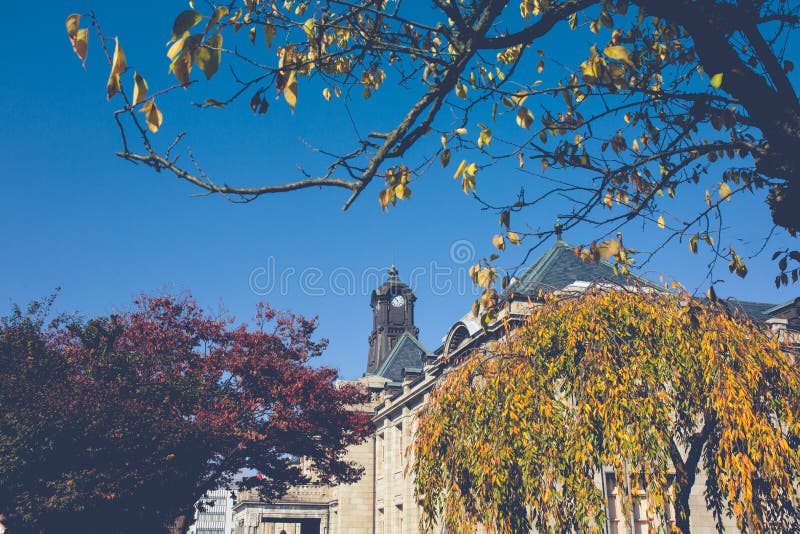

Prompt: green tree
xmin=413 ymin=289 xmax=800 ymax=533
xmin=0 ymin=295 xmax=370 ymax=533
xmin=67 ymin=0 xmax=800 ymax=285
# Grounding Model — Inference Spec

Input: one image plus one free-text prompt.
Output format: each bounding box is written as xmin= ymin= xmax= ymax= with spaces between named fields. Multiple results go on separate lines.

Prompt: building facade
xmin=232 ymin=238 xmax=799 ymax=533
xmin=188 ymin=488 xmax=236 ymax=534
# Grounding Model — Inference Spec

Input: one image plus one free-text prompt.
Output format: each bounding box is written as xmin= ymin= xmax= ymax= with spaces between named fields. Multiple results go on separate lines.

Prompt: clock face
xmin=390 ymin=294 xmax=406 ymax=308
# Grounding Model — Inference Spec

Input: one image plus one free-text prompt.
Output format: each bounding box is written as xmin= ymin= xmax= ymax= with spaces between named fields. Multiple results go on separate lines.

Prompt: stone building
xmin=232 ymin=236 xmax=799 ymax=534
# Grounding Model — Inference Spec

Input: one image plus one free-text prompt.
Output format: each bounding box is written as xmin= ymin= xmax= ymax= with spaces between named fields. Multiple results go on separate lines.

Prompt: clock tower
xmin=367 ymin=265 xmax=418 ymax=374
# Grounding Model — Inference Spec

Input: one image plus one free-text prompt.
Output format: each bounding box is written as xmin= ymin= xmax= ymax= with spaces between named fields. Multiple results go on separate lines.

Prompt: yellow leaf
xmin=462 ymin=174 xmax=476 ymax=194
xmin=65 ymin=14 xmax=80 ymax=38
xmin=507 ymin=231 xmax=521 ymax=245
xmin=195 ymin=33 xmax=223 ymax=80
xmin=378 ymin=189 xmax=390 ymax=210
xmin=478 ymin=126 xmax=492 ymax=148
xmin=395 ymin=183 xmax=408 ymax=199
xmin=106 ymin=38 xmax=127 ymax=100
xmin=70 ymin=28 xmax=89 ymax=64
xmin=111 ymin=38 xmax=127 ymax=77
xmin=518 ymin=152 xmax=525 ymax=169
xmin=516 ymin=106 xmax=534 ymax=129
xmin=719 ymin=182 xmax=732 ymax=200
xmin=170 ymin=53 xmax=192 ymax=87
xmin=264 ymin=24 xmax=276 ymax=48
xmin=511 ymin=90 xmax=528 ymax=107
xmin=171 ymin=10 xmax=203 ymax=41
xmin=284 ymin=70 xmax=298 ymax=112
xmin=455 ymin=127 xmax=468 ymax=135
xmin=598 ymin=239 xmax=620 ymax=258
xmin=167 ymin=38 xmax=185 ymax=61
xmin=455 ymin=82 xmax=467 ymax=99
xmin=228 ymin=7 xmax=243 ymax=23
xmin=132 ymin=72 xmax=148 ymax=106
xmin=205 ymin=6 xmax=229 ymax=33
xmin=492 ymin=234 xmax=505 ymax=251
xmin=603 ymin=45 xmax=635 ymax=68
xmin=454 ymin=159 xmax=467 ymax=179
xmin=302 ymin=18 xmax=315 ymax=39
xmin=140 ymin=100 xmax=163 ymax=133
xmin=705 ymin=189 xmax=712 ymax=206
xmin=476 ymin=267 xmax=496 ymax=288
xmin=657 ymin=215 xmax=665 ymax=229
xmin=322 ymin=87 xmax=332 ymax=101
xmin=471 ymin=299 xmax=481 ymax=317
xmin=710 ymin=72 xmax=724 ymax=88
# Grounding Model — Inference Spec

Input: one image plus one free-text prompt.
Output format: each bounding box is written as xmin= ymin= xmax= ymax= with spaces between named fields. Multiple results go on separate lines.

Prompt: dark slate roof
xmin=723 ymin=299 xmax=775 ymax=321
xmin=506 ymin=240 xmax=655 ymax=296
xmin=507 ymin=239 xmax=781 ymax=322
xmin=374 ymin=333 xmax=430 ymax=382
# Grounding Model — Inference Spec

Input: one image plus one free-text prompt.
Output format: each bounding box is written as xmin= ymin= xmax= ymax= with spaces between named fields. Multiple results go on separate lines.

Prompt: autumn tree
xmin=0 ymin=294 xmax=371 ymax=533
xmin=67 ymin=0 xmax=800 ymax=285
xmin=412 ymin=288 xmax=800 ymax=533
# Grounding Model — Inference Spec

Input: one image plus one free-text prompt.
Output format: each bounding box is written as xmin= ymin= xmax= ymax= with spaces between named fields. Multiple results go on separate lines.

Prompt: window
xmin=395 ymin=504 xmax=403 ymax=534
xmin=377 ymin=507 xmax=385 ymax=534
xmin=377 ymin=432 xmax=385 ymax=478
xmin=396 ymin=423 xmax=403 ymax=467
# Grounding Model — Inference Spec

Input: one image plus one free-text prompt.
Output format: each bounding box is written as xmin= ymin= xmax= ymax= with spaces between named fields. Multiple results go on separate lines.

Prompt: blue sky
xmin=1 ymin=1 xmax=796 ymax=379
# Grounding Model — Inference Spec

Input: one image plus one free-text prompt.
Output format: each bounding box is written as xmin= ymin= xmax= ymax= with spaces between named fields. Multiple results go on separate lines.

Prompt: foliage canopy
xmin=0 ymin=294 xmax=370 ymax=533
xmin=413 ymin=289 xmax=800 ymax=533
xmin=67 ymin=0 xmax=800 ymax=287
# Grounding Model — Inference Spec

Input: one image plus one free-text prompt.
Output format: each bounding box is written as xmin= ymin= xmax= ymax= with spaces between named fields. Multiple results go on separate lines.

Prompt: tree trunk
xmin=668 ymin=416 xmax=715 ymax=534
xmin=165 ymin=511 xmax=192 ymax=534
xmin=674 ymin=486 xmax=693 ymax=534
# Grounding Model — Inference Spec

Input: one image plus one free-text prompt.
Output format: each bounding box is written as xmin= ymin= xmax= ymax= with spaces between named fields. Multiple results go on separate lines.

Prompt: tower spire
xmin=554 ymin=219 xmax=563 ymax=241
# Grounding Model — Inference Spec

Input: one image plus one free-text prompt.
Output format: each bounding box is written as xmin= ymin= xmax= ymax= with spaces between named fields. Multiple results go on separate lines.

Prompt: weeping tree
xmin=413 ymin=289 xmax=800 ymax=533
xmin=66 ymin=0 xmax=800 ymax=288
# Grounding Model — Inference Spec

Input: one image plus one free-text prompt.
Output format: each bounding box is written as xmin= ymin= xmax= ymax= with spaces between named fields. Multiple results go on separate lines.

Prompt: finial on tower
xmin=554 ymin=219 xmax=563 ymax=241
xmin=388 ymin=264 xmax=399 ymax=278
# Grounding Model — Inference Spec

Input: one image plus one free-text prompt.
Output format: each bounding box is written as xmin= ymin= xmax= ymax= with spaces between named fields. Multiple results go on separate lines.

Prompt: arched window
xmin=444 ymin=322 xmax=470 ymax=357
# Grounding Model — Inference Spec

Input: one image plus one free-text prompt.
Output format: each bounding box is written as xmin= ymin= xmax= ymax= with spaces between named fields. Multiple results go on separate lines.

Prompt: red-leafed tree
xmin=0 ymin=294 xmax=371 ymax=534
